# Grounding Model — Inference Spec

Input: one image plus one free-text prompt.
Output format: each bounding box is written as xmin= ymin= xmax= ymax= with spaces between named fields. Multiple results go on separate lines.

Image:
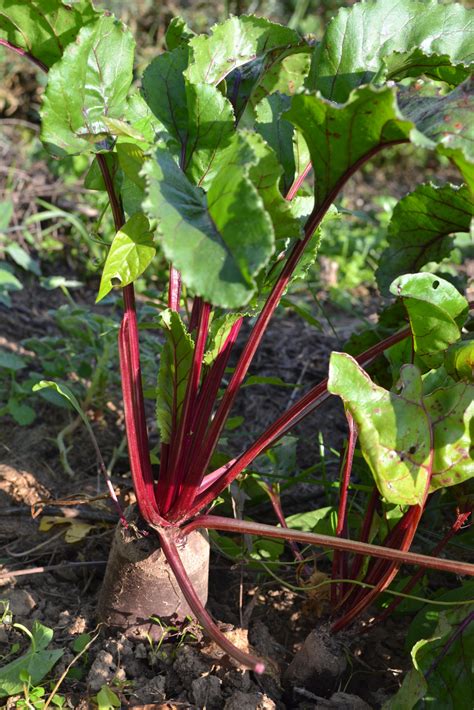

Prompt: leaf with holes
xmin=328 ymin=353 xmax=474 ymax=505
xmin=96 ymin=213 xmax=155 ymax=302
xmin=309 ymin=0 xmax=474 ymax=101
xmin=390 ymin=273 xmax=468 ymax=368
xmin=377 ymin=183 xmax=472 ymax=294
xmin=41 ymin=14 xmax=135 ymax=157
xmin=156 ymin=309 xmax=194 ymax=444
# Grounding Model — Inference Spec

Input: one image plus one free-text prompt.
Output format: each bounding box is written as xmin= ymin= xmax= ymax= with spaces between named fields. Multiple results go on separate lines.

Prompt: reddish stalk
xmin=183 ymin=327 xmax=411 ymax=521
xmin=373 ymin=510 xmax=472 ymax=624
xmin=182 ymin=141 xmax=408 ymax=512
xmin=97 ymin=154 xmax=163 ymax=526
xmin=332 ymin=413 xmax=358 ymax=606
xmin=183 ymin=515 xmax=474 ymax=577
xmin=264 ymin=483 xmax=306 ymax=566
xmin=170 ymin=318 xmax=243 ymax=519
xmin=346 ymin=487 xmax=378 ymax=587
xmin=168 ymin=265 xmax=181 ymax=311
xmin=0 ymin=38 xmax=48 ymax=73
xmin=165 ymin=303 xmax=212 ymax=513
xmin=158 ymin=528 xmax=265 ymax=673
xmin=285 ymin=161 xmax=312 ymax=201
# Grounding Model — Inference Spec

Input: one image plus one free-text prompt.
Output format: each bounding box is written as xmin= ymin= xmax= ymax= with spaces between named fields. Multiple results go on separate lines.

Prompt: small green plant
xmin=0 ymin=620 xmax=64 ymax=703
xmin=1 ymin=0 xmax=473 ymax=703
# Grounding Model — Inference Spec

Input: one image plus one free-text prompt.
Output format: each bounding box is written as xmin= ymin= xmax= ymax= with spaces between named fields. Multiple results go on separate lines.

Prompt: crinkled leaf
xmin=143 ymin=144 xmax=274 ymax=308
xmin=404 ymin=78 xmax=474 ymax=169
xmin=41 ymin=15 xmax=135 ymax=157
xmin=156 ymin=309 xmax=194 ymax=444
xmin=97 ymin=213 xmax=155 ymax=302
xmin=377 ymin=183 xmax=472 ymax=294
xmin=328 ymin=353 xmax=474 ymax=505
xmin=0 ymin=0 xmax=98 ymax=68
xmin=310 ymin=0 xmax=474 ymax=101
xmin=285 ymin=85 xmax=413 ymax=211
xmin=445 ymin=340 xmax=474 ymax=382
xmin=142 ymin=46 xmax=235 ymax=187
xmin=411 ymin=605 xmax=474 ymax=710
xmin=0 ymin=621 xmax=63 ymax=697
xmin=287 ymin=78 xmax=473 ymax=214
xmin=204 ymin=313 xmax=242 ymax=366
xmin=227 ymin=43 xmax=310 ymax=121
xmin=165 ymin=16 xmax=195 ymax=51
xmin=390 ymin=273 xmax=468 ymax=367
xmin=185 ymin=15 xmax=301 ymax=87
xmin=244 ymin=131 xmax=302 ymax=242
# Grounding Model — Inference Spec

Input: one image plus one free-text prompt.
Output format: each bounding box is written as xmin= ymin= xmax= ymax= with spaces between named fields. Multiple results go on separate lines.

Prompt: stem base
xmin=98 ymin=506 xmax=209 ymax=638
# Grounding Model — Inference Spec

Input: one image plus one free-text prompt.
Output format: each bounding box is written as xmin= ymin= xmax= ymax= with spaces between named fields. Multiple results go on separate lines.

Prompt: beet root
xmin=97 ymin=506 xmax=209 ymax=638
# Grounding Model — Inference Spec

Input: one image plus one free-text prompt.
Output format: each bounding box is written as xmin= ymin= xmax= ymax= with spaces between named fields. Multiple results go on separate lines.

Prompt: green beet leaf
xmin=96 ymin=213 xmax=155 ymax=302
xmin=0 ymin=621 xmax=63 ymax=697
xmin=377 ymin=183 xmax=472 ymax=294
xmin=0 ymin=0 xmax=98 ymax=68
xmin=390 ymin=273 xmax=468 ymax=368
xmin=405 ymin=78 xmax=474 ymax=171
xmin=143 ymin=143 xmax=274 ymax=309
xmin=165 ymin=16 xmax=195 ymax=51
xmin=310 ymin=0 xmax=474 ymax=101
xmin=203 ymin=313 xmax=243 ymax=367
xmin=286 ymin=79 xmax=473 ymax=214
xmin=382 ymin=668 xmax=427 ymax=710
xmin=227 ymin=44 xmax=311 ymax=122
xmin=328 ymin=353 xmax=474 ymax=505
xmin=243 ymin=131 xmax=302 ymax=242
xmin=445 ymin=340 xmax=474 ymax=382
xmin=285 ymin=85 xmax=413 ymax=212
xmin=41 ymin=14 xmax=135 ymax=157
xmin=156 ymin=309 xmax=194 ymax=444
xmin=185 ymin=15 xmax=301 ymax=87
xmin=142 ymin=46 xmax=235 ymax=188
xmin=255 ymin=94 xmax=304 ymax=195
xmin=411 ymin=605 xmax=474 ymax=710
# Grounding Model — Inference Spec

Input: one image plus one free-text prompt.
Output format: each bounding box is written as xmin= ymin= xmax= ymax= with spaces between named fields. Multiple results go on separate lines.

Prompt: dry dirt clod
xmin=5 ymin=588 xmax=36 ymax=617
xmin=223 ymin=690 xmax=276 ymax=710
xmin=87 ymin=650 xmax=117 ymax=692
xmin=192 ymin=674 xmax=223 ymax=709
xmin=284 ymin=626 xmax=347 ymax=695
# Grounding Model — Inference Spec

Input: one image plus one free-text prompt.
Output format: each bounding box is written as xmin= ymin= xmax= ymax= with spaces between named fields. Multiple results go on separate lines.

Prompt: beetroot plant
xmin=2 ymin=0 xmax=474 ymax=682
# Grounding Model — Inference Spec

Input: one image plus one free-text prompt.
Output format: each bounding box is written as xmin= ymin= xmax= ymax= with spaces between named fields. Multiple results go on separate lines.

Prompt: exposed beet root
xmin=98 ymin=506 xmax=209 ymax=639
